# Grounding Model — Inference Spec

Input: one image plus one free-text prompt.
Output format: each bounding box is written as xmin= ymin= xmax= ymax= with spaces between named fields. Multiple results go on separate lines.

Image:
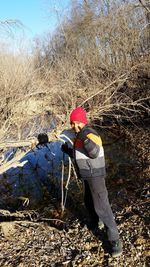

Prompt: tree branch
xmin=138 ymin=0 xmax=150 ymax=13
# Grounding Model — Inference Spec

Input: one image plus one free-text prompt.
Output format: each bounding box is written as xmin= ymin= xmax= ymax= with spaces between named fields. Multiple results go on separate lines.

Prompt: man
xmin=62 ymin=107 xmax=122 ymax=257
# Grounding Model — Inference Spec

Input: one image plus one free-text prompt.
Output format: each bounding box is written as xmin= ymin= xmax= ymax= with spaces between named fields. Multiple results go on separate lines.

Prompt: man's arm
xmin=78 ymin=128 xmax=102 ymax=159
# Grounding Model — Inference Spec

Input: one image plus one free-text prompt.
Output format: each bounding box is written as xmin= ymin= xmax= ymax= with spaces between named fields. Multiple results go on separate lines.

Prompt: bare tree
xmin=138 ymin=0 xmax=150 ymax=51
xmin=0 ymin=19 xmax=23 ymax=37
xmin=138 ymin=0 xmax=150 ymax=13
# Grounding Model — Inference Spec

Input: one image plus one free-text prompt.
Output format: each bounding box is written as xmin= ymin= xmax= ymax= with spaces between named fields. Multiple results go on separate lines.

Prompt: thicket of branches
xmin=0 ymin=0 xmax=149 ymax=140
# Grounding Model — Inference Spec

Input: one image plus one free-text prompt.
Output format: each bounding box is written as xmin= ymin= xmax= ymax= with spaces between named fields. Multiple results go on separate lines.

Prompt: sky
xmin=0 ymin=0 xmax=70 ymax=52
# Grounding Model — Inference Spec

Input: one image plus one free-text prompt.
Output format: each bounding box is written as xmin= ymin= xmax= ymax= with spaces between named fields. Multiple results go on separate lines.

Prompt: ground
xmin=0 ymin=125 xmax=149 ymax=267
xmin=0 ymin=186 xmax=149 ymax=267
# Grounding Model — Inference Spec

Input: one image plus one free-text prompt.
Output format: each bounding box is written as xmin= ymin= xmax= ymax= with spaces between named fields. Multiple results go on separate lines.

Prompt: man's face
xmin=71 ymin=121 xmax=84 ymax=133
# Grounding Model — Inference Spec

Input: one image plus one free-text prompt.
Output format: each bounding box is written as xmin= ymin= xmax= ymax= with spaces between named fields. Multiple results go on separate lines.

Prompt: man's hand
xmin=61 ymin=142 xmax=69 ymax=153
xmin=78 ymin=129 xmax=88 ymax=142
xmin=74 ymin=125 xmax=81 ymax=133
xmin=61 ymin=142 xmax=73 ymax=158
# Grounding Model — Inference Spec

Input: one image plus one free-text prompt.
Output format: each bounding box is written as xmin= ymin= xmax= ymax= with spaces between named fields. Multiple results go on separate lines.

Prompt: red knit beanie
xmin=70 ymin=107 xmax=88 ymax=124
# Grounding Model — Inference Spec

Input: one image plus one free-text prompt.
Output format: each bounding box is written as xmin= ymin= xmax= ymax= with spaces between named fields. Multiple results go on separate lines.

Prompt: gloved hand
xmin=61 ymin=142 xmax=69 ymax=153
xmin=61 ymin=142 xmax=73 ymax=158
xmin=78 ymin=129 xmax=88 ymax=142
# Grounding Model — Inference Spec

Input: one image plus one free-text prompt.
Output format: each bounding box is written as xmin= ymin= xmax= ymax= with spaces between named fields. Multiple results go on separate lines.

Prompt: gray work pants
xmin=83 ymin=176 xmax=119 ymax=241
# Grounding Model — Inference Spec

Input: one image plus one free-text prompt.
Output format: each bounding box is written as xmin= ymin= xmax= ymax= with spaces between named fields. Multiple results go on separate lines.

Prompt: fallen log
xmin=0 ymin=139 xmax=36 ymax=149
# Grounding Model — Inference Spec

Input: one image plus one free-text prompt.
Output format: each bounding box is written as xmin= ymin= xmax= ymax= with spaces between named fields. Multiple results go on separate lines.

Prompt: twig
xmin=138 ymin=0 xmax=150 ymax=13
xmin=37 ymin=218 xmax=65 ymax=223
xmin=80 ymin=74 xmax=127 ymax=106
xmin=18 ymin=197 xmax=30 ymax=207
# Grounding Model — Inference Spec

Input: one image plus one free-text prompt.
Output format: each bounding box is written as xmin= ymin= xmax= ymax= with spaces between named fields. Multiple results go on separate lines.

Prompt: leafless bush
xmin=0 ymin=1 xmax=149 ymax=141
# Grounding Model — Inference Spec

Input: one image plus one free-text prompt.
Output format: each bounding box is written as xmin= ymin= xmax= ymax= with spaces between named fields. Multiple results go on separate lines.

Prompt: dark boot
xmin=88 ymin=220 xmax=104 ymax=234
xmin=110 ymin=240 xmax=122 ymax=257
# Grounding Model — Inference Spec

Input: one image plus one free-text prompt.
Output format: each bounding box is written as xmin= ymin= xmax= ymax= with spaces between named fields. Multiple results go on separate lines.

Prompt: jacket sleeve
xmin=84 ymin=133 xmax=101 ymax=158
xmin=78 ymin=127 xmax=102 ymax=158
